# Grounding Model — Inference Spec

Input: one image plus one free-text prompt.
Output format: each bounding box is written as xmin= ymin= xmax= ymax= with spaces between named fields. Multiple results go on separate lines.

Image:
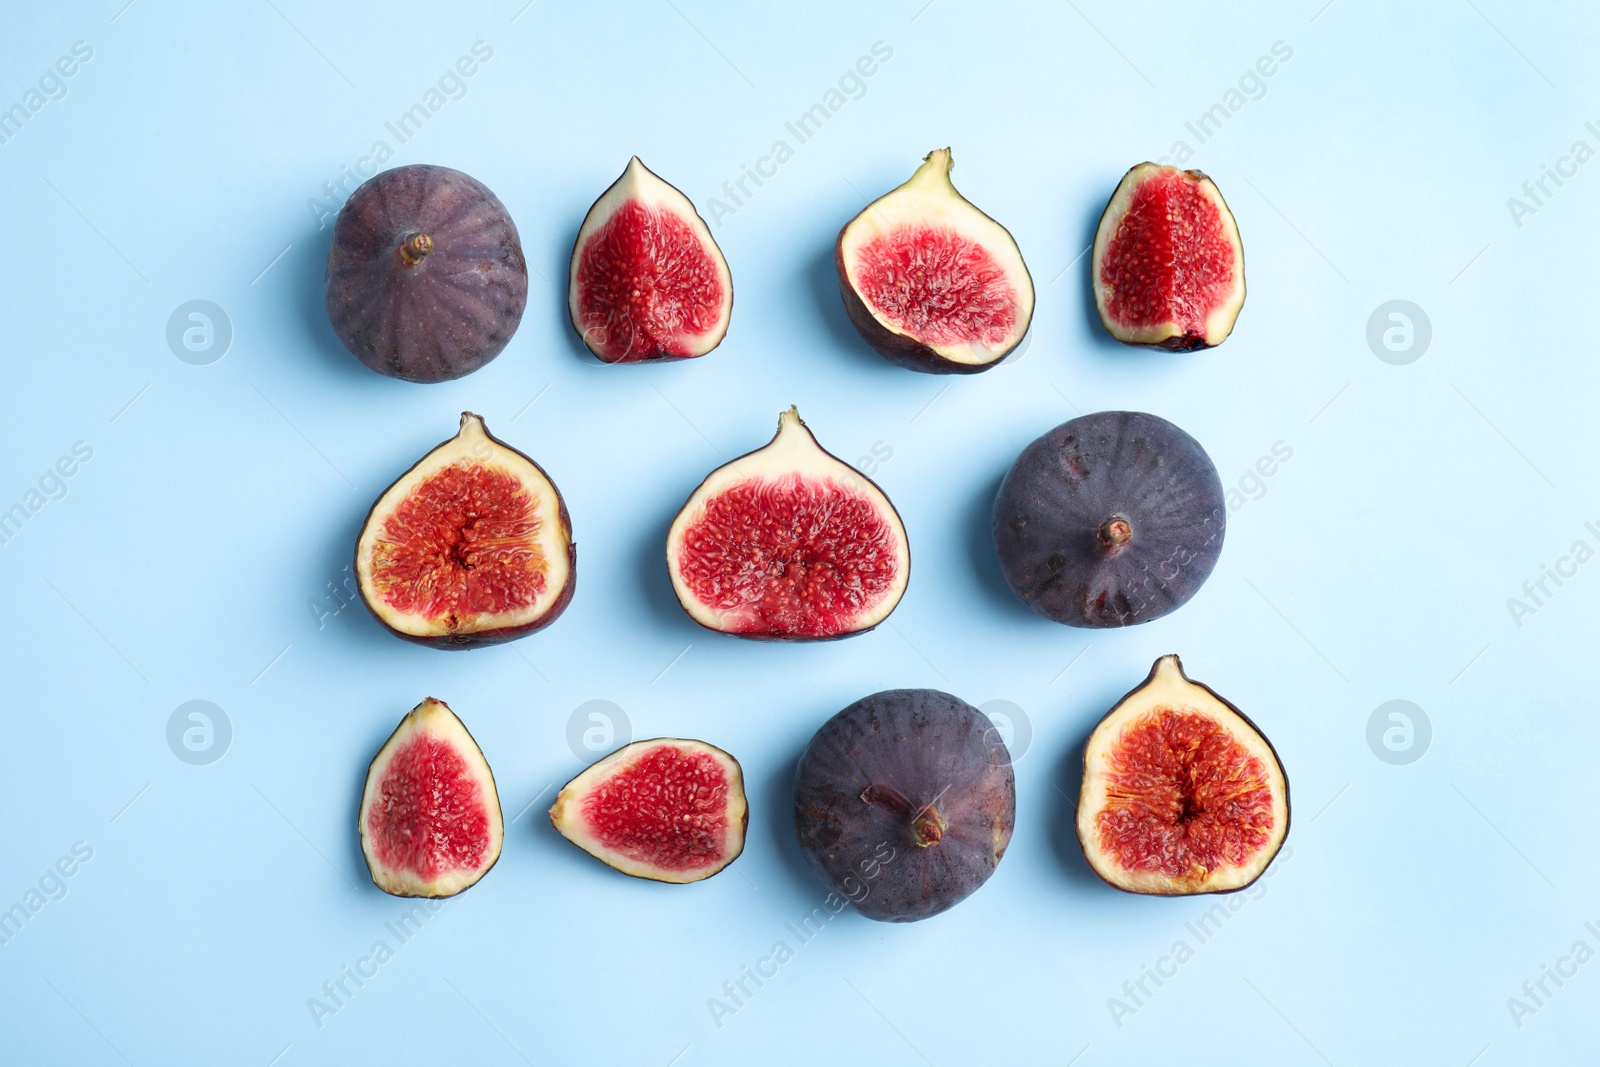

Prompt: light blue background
xmin=2 ymin=1 xmax=1595 ymax=1063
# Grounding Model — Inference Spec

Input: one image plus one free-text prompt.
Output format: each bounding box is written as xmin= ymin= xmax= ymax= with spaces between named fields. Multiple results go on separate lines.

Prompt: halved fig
xmin=568 ymin=157 xmax=733 ymax=363
xmin=355 ymin=412 xmax=574 ymax=648
xmin=992 ymin=410 xmax=1224 ymax=627
xmin=837 ymin=148 xmax=1034 ymax=373
xmin=1092 ymin=163 xmax=1245 ymax=350
xmin=665 ymin=407 xmax=909 ymax=639
xmin=1077 ymin=656 xmax=1288 ymax=895
xmin=549 ymin=738 xmax=747 ymax=883
xmin=358 ymin=697 xmax=504 ymax=898
xmin=794 ymin=689 xmax=1016 ymax=922
xmin=325 ymin=164 xmax=528 ymax=382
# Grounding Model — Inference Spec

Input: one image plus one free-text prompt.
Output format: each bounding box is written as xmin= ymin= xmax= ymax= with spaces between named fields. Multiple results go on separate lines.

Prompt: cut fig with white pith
xmin=1092 ymin=163 xmax=1245 ymax=350
xmin=550 ymin=738 xmax=748 ymax=883
xmin=837 ymin=148 xmax=1034 ymax=374
xmin=359 ymin=698 xmax=504 ymax=898
xmin=355 ymin=412 xmax=574 ymax=649
xmin=1077 ymin=655 xmax=1288 ymax=896
xmin=665 ymin=407 xmax=910 ymax=640
xmin=569 ymin=157 xmax=733 ymax=363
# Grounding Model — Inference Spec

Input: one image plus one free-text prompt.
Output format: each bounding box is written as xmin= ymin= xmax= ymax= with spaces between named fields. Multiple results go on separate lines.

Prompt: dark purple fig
xmin=793 ymin=689 xmax=1015 ymax=922
xmin=326 ymin=164 xmax=527 ymax=383
xmin=992 ymin=411 xmax=1224 ymax=627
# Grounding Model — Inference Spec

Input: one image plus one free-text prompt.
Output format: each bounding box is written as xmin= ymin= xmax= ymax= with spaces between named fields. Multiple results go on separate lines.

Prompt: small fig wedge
xmin=794 ymin=690 xmax=1016 ymax=922
xmin=569 ymin=157 xmax=733 ymax=363
xmin=993 ymin=410 xmax=1224 ymax=627
xmin=326 ymin=164 xmax=528 ymax=382
xmin=359 ymin=697 xmax=504 ymax=898
xmin=1077 ymin=656 xmax=1288 ymax=895
xmin=1092 ymin=163 xmax=1245 ymax=350
xmin=550 ymin=738 xmax=747 ymax=883
xmin=666 ymin=407 xmax=909 ymax=639
xmin=355 ymin=412 xmax=574 ymax=648
xmin=837 ymin=148 xmax=1034 ymax=373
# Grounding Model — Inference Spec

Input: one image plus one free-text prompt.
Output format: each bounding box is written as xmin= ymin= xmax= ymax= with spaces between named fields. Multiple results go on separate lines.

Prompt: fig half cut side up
xmin=569 ymin=156 xmax=733 ymax=363
xmin=837 ymin=148 xmax=1034 ymax=373
xmin=1092 ymin=163 xmax=1245 ymax=350
xmin=358 ymin=697 xmax=504 ymax=898
xmin=355 ymin=412 xmax=574 ymax=649
xmin=549 ymin=738 xmax=748 ymax=884
xmin=665 ymin=407 xmax=909 ymax=640
xmin=1077 ymin=655 xmax=1288 ymax=895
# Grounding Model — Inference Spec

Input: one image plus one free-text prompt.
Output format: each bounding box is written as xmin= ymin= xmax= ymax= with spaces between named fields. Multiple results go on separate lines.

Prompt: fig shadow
xmin=966 ymin=470 xmax=1046 ymax=623
xmin=632 ymin=510 xmax=703 ymax=637
xmin=759 ymin=739 xmax=818 ymax=898
xmin=1047 ymin=715 xmax=1107 ymax=891
xmin=286 ymin=218 xmax=376 ymax=386
xmin=803 ymin=244 xmax=908 ymax=380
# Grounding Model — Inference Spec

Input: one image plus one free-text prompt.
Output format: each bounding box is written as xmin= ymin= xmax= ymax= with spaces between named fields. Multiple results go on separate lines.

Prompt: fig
xmin=355 ymin=411 xmax=574 ymax=649
xmin=1091 ymin=163 xmax=1245 ymax=350
xmin=665 ymin=406 xmax=909 ymax=640
xmin=549 ymin=738 xmax=747 ymax=883
xmin=325 ymin=164 xmax=528 ymax=382
xmin=836 ymin=148 xmax=1034 ymax=374
xmin=568 ymin=157 xmax=732 ymax=363
xmin=358 ymin=697 xmax=504 ymax=898
xmin=992 ymin=410 xmax=1224 ymax=627
xmin=1077 ymin=655 xmax=1288 ymax=895
xmin=794 ymin=689 xmax=1015 ymax=922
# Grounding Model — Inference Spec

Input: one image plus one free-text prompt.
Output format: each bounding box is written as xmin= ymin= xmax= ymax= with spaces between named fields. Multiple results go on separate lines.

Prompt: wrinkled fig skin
xmin=993 ymin=412 xmax=1224 ymax=627
xmin=794 ymin=690 xmax=1015 ymax=922
xmin=834 ymin=236 xmax=999 ymax=375
xmin=326 ymin=165 xmax=528 ymax=383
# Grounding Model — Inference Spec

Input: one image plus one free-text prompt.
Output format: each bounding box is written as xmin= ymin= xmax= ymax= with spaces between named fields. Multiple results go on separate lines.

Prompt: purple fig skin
xmin=834 ymin=228 xmax=1029 ymax=375
xmin=355 ymin=418 xmax=575 ymax=650
xmin=326 ymin=165 xmax=528 ymax=383
xmin=794 ymin=689 xmax=1015 ymax=922
xmin=992 ymin=411 xmax=1224 ymax=628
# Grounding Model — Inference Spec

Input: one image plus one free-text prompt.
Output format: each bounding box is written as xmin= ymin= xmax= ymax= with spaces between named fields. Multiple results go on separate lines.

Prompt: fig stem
xmin=1098 ymin=516 xmax=1133 ymax=553
xmin=860 ymin=784 xmax=947 ymax=848
xmin=398 ymin=232 xmax=433 ymax=266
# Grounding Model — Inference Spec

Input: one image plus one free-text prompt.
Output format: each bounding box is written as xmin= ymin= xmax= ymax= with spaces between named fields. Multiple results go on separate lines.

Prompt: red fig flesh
xmin=549 ymin=738 xmax=747 ymax=883
xmin=569 ymin=157 xmax=732 ymax=363
xmin=1092 ymin=164 xmax=1245 ymax=350
xmin=665 ymin=407 xmax=909 ymax=639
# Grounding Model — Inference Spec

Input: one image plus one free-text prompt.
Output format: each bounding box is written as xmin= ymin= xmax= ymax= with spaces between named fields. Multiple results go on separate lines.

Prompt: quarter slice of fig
xmin=1077 ymin=655 xmax=1288 ymax=895
xmin=549 ymin=738 xmax=747 ymax=883
xmin=359 ymin=697 xmax=504 ymax=898
xmin=325 ymin=164 xmax=528 ymax=382
xmin=1092 ymin=163 xmax=1245 ymax=350
xmin=837 ymin=148 xmax=1034 ymax=373
xmin=355 ymin=412 xmax=574 ymax=648
xmin=794 ymin=689 xmax=1016 ymax=922
xmin=992 ymin=410 xmax=1224 ymax=627
xmin=665 ymin=407 xmax=909 ymax=639
xmin=569 ymin=157 xmax=733 ymax=363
